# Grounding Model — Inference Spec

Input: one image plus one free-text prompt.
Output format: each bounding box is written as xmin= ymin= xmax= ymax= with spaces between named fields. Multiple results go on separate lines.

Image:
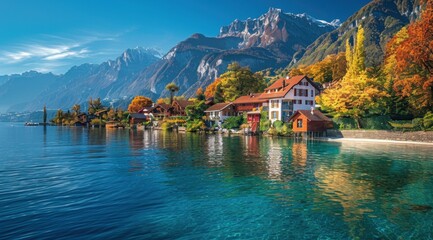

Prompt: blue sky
xmin=0 ymin=0 xmax=371 ymax=75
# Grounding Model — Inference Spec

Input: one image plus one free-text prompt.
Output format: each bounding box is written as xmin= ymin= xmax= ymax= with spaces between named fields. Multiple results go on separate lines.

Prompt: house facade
xmin=259 ymin=75 xmax=320 ymax=123
xmin=288 ymin=110 xmax=333 ymax=133
xmin=129 ymin=113 xmax=148 ymax=125
xmin=151 ymin=103 xmax=172 ymax=119
xmin=171 ymin=100 xmax=194 ymax=116
xmin=204 ymin=103 xmax=236 ymax=123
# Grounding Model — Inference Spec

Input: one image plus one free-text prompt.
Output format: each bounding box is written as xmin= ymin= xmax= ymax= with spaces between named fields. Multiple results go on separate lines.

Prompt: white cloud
xmin=0 ymin=31 xmax=128 ymax=74
xmin=44 ymin=48 xmax=89 ymax=61
xmin=2 ymin=44 xmax=88 ymax=63
xmin=7 ymin=51 xmax=32 ymax=61
xmin=0 ymin=32 xmax=120 ymax=63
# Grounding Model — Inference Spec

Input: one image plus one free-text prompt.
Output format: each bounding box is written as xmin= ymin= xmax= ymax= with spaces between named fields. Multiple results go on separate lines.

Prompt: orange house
xmin=288 ymin=110 xmax=333 ymax=133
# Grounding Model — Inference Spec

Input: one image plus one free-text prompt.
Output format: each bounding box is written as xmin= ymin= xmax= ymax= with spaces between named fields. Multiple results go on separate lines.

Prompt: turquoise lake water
xmin=1 ymin=122 xmax=433 ymax=239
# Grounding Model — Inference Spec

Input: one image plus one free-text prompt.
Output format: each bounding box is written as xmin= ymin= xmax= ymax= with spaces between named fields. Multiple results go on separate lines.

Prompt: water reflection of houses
xmin=267 ymin=139 xmax=283 ymax=180
xmin=205 ymin=134 xmax=224 ymax=167
xmin=243 ymin=136 xmax=261 ymax=157
xmin=129 ymin=129 xmax=146 ymax=151
xmin=291 ymin=141 xmax=308 ymax=171
xmin=264 ymin=139 xmax=310 ymax=180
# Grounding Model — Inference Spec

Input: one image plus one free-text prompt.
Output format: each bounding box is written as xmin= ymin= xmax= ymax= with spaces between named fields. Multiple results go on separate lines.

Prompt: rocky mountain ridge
xmin=293 ymin=0 xmax=421 ymax=67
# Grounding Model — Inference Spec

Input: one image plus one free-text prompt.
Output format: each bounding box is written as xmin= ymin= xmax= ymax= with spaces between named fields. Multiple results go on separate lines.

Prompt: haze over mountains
xmin=0 ymin=0 xmax=422 ymax=113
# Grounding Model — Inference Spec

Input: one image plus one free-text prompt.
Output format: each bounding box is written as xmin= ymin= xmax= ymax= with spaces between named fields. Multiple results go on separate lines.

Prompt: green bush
xmin=333 ymin=117 xmax=357 ymax=129
xmin=333 ymin=116 xmax=393 ymax=130
xmin=242 ymin=112 xmax=248 ymax=124
xmin=279 ymin=123 xmax=292 ymax=136
xmin=186 ymin=119 xmax=205 ymax=132
xmin=222 ymin=115 xmax=244 ymax=129
xmin=267 ymin=127 xmax=277 ymax=135
xmin=412 ymin=118 xmax=424 ymax=131
xmin=423 ymin=112 xmax=433 ymax=129
xmin=260 ymin=110 xmax=268 ymax=120
xmin=273 ymin=120 xmax=284 ymax=130
xmin=91 ymin=118 xmax=105 ymax=126
xmin=260 ymin=119 xmax=271 ymax=132
xmin=360 ymin=115 xmax=393 ymax=130
xmin=389 ymin=120 xmax=415 ymax=130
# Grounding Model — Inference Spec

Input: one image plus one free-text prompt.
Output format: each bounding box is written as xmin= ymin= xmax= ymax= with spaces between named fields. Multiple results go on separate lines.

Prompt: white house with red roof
xmin=258 ymin=75 xmax=320 ymax=122
xmin=204 ymin=102 xmax=237 ymax=122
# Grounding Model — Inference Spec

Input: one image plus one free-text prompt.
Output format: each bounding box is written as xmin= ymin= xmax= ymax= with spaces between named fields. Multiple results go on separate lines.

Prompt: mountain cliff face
xmin=294 ymin=0 xmax=421 ymax=67
xmin=127 ymin=8 xmax=338 ymax=99
xmin=219 ymin=8 xmax=339 ymax=49
xmin=22 ymin=47 xmax=160 ymax=111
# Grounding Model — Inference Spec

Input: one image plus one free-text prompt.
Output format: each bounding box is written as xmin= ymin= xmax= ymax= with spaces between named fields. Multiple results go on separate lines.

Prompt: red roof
xmin=233 ymin=93 xmax=266 ymax=104
xmin=260 ymin=75 xmax=319 ymax=100
xmin=154 ymin=103 xmax=172 ymax=110
xmin=173 ymin=99 xmax=194 ymax=109
xmin=204 ymin=102 xmax=232 ymax=112
xmin=288 ymin=110 xmax=332 ymax=122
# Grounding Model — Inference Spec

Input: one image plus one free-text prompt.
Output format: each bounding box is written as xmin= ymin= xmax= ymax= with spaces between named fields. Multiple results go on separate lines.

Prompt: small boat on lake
xmin=24 ymin=122 xmax=40 ymax=126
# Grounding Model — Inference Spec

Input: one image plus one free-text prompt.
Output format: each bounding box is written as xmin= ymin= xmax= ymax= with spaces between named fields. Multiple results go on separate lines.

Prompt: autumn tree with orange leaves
xmin=127 ymin=96 xmax=153 ymax=113
xmin=393 ymin=0 xmax=433 ymax=115
xmin=204 ymin=78 xmax=222 ymax=99
xmin=290 ymin=53 xmax=347 ymax=84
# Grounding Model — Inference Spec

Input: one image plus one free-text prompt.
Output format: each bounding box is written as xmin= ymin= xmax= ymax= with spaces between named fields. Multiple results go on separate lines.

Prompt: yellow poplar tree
xmin=318 ymin=26 xmax=388 ymax=128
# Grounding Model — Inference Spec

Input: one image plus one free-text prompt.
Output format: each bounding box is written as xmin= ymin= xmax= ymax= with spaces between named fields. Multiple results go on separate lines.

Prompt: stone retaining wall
xmin=326 ymin=130 xmax=433 ymax=143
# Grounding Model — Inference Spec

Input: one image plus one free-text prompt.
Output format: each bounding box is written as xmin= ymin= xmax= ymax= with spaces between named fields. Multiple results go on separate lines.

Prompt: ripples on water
xmin=1 ymin=123 xmax=433 ymax=239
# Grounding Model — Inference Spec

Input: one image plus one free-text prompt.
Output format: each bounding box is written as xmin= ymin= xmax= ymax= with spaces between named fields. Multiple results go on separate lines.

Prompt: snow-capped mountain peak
xmin=218 ymin=7 xmax=338 ymax=48
xmin=293 ymin=13 xmax=341 ymax=28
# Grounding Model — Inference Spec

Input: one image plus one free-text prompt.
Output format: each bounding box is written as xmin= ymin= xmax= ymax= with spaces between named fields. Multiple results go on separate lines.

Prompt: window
xmin=271 ymin=100 xmax=279 ymax=108
xmin=297 ymin=119 xmax=303 ymax=128
xmin=311 ymin=90 xmax=314 ymax=97
xmin=304 ymin=89 xmax=308 ymax=96
xmin=305 ymin=100 xmax=314 ymax=106
xmin=297 ymin=100 xmax=302 ymax=104
xmin=271 ymin=111 xmax=278 ymax=119
xmin=294 ymin=88 xmax=298 ymax=96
